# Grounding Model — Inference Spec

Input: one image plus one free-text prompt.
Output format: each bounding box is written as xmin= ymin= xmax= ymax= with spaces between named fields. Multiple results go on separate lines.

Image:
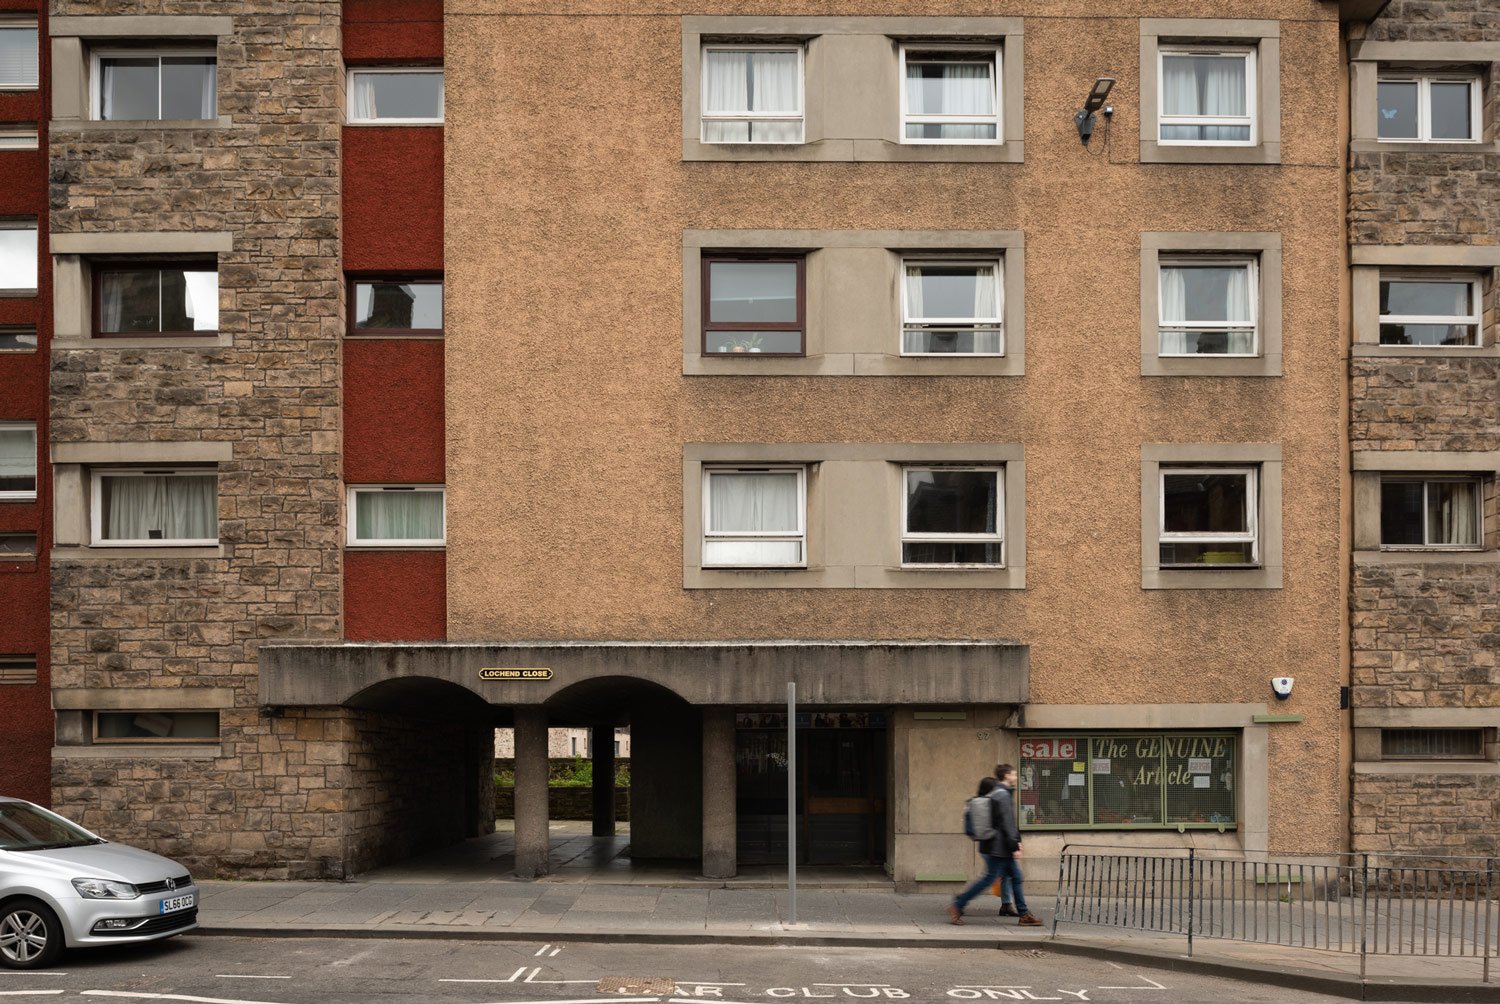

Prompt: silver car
xmin=0 ymin=797 xmax=198 ymax=969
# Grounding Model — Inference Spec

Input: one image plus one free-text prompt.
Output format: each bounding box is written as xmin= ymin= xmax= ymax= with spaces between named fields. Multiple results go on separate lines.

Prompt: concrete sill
xmin=1354 ymin=550 xmax=1500 ymax=566
xmin=50 ymin=117 xmax=234 ymax=132
xmin=53 ymin=335 xmax=232 ymax=350
xmin=54 ymin=744 xmax=222 ymax=760
xmin=1351 ymin=344 xmax=1500 ymax=359
xmin=1354 ymin=761 xmax=1500 ymax=776
xmin=53 ymin=546 xmax=224 ymax=561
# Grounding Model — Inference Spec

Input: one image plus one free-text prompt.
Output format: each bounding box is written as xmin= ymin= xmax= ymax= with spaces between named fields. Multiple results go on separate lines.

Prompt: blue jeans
xmin=995 ymin=856 xmax=1029 ymax=914
xmin=953 ymin=853 xmax=1003 ymax=913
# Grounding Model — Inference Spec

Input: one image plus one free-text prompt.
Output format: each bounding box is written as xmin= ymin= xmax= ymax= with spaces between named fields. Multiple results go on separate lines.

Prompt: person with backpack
xmin=989 ymin=763 xmax=1042 ymax=926
xmin=949 ymin=777 xmax=1002 ymax=924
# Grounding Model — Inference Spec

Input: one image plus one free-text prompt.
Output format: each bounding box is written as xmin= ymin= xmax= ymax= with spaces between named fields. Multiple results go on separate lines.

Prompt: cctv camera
xmin=1271 ymin=677 xmax=1294 ymax=701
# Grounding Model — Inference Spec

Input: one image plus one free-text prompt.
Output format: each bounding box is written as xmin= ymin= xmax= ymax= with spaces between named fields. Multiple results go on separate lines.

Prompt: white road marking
xmin=673 ymin=984 xmax=747 ymax=988
xmin=1096 ymin=976 xmax=1166 ymax=991
xmin=0 ymin=993 xmax=67 ymax=998
xmin=550 ymin=947 xmax=563 ymax=957
xmin=477 ymin=998 xmax=661 ymax=1004
xmin=812 ymin=986 xmax=891 ymax=989
xmin=535 ymin=944 xmax=552 ymax=956
xmin=1104 ymin=963 xmax=1125 ymax=971
xmin=669 ymin=998 xmax=761 ymax=1004
xmin=81 ymin=992 xmax=290 ymax=1004
xmin=214 ymin=977 xmax=290 ymax=981
xmin=329 ymin=946 xmax=378 ymax=969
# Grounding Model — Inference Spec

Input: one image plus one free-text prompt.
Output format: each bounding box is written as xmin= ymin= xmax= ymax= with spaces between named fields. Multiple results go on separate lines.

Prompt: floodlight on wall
xmin=1074 ymin=77 xmax=1116 ymax=145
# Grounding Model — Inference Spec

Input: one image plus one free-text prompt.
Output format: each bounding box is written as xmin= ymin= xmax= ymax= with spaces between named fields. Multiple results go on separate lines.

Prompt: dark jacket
xmin=985 ymin=783 xmax=1022 ymax=858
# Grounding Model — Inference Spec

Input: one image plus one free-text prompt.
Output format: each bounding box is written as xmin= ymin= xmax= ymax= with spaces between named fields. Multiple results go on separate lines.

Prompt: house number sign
xmin=479 ymin=668 xmax=553 ymax=680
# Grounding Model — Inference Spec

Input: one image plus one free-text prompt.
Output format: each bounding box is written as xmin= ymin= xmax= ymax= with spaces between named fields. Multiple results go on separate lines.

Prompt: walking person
xmin=991 ymin=763 xmax=1042 ymax=926
xmin=948 ymin=777 xmax=1002 ymax=924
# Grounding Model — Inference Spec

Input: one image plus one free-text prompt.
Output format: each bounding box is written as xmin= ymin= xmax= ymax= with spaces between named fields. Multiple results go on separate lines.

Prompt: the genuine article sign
xmin=479 ymin=668 xmax=553 ymax=681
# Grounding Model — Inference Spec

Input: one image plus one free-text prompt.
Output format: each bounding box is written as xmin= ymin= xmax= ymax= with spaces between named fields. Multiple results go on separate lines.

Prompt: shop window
xmin=93 ymin=50 xmax=217 ymax=121
xmin=347 ymin=485 xmax=446 ymax=547
xmin=702 ymin=256 xmax=805 ymax=356
xmin=94 ymin=711 xmax=219 ymax=742
xmin=899 ymin=44 xmax=1000 ymax=144
xmin=901 ymin=466 xmax=1003 ymax=566
xmin=91 ymin=468 xmax=219 ymax=545
xmin=349 ymin=278 xmax=443 ymax=336
xmin=700 ymin=45 xmax=804 ymax=144
xmin=0 ymin=423 xmax=37 ymax=500
xmin=0 ymin=655 xmax=37 ymax=685
xmin=1018 ymin=733 xmax=1238 ymax=831
xmin=1380 ymin=476 xmax=1482 ymax=549
xmin=348 ymin=68 xmax=444 ymax=124
xmin=1381 ymin=728 xmax=1486 ymax=760
xmin=94 ymin=262 xmax=219 ymax=336
xmin=702 ymin=465 xmax=806 ymax=568
xmin=900 ymin=259 xmax=1003 ymax=355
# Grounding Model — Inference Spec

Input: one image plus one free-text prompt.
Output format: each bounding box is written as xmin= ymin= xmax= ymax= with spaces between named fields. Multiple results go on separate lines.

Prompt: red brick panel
xmin=343 ymin=338 xmax=445 ymax=484
xmin=344 ymin=549 xmax=446 ymax=641
xmin=343 ymin=0 xmax=442 ymax=64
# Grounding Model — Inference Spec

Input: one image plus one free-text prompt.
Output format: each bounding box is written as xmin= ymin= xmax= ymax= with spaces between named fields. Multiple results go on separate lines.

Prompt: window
xmin=347 ymin=485 xmax=446 ymax=546
xmin=0 ymin=221 xmax=37 ymax=292
xmin=348 ymin=68 xmax=444 ymax=124
xmin=350 ymin=278 xmax=443 ymax=336
xmin=93 ymin=50 xmax=217 ymax=120
xmin=0 ymin=533 xmax=36 ymax=561
xmin=700 ymin=46 xmax=804 ymax=144
xmin=1380 ymin=476 xmax=1481 ymax=549
xmin=1158 ymin=47 xmax=1255 ymax=144
xmin=90 ymin=468 xmax=218 ymax=546
xmin=0 ymin=126 xmax=38 ymax=150
xmin=1378 ymin=275 xmax=1481 ymax=347
xmin=1381 ymin=728 xmax=1486 ymax=760
xmin=899 ymin=44 xmax=1000 ymax=144
xmin=94 ymin=262 xmax=218 ymax=336
xmin=1019 ymin=733 xmax=1238 ymax=831
xmin=0 ymin=22 xmax=37 ymax=89
xmin=702 ymin=255 xmax=804 ymax=356
xmin=0 ymin=655 xmax=37 ymax=686
xmin=0 ymin=423 xmax=37 ymax=500
xmin=702 ymin=466 xmax=805 ymax=568
xmin=901 ymin=259 xmax=1002 ymax=355
xmin=902 ymin=467 xmax=1002 ymax=566
xmin=95 ymin=711 xmax=219 ymax=743
xmin=0 ymin=327 xmax=36 ymax=351
xmin=1378 ymin=74 xmax=1480 ymax=143
xmin=1159 ymin=466 xmax=1258 ymax=567
xmin=1158 ymin=258 xmax=1257 ymax=356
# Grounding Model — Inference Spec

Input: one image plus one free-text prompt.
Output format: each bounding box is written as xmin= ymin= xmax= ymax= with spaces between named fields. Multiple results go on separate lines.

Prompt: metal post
xmin=1359 ymin=853 xmax=1369 ymax=983
xmin=1187 ymin=847 xmax=1195 ymax=958
xmin=1053 ymin=844 xmax=1067 ymax=938
xmin=787 ymin=681 xmax=797 ymax=926
xmin=1485 ymin=857 xmax=1494 ymax=984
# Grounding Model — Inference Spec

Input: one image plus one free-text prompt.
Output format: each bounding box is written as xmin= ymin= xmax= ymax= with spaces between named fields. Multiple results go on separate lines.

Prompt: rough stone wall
xmin=1352 ymin=772 xmax=1500 ymax=857
xmin=1362 ymin=0 xmax=1500 ymax=42
xmin=1350 ymin=357 xmax=1500 ymax=452
xmin=48 ymin=0 xmax=344 ymax=877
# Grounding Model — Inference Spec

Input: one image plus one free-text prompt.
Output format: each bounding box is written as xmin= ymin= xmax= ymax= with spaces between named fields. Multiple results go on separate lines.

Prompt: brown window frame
xmin=347 ymin=274 xmax=444 ymax=338
xmin=92 ymin=259 xmax=219 ymax=338
xmin=701 ymin=253 xmax=805 ymax=358
xmin=92 ymin=710 xmax=221 ymax=744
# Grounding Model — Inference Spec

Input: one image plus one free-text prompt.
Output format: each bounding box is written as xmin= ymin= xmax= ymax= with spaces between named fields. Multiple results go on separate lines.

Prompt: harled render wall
xmin=47 ymin=1 xmax=348 ymax=877
xmin=443 ymin=0 xmax=1350 ymax=863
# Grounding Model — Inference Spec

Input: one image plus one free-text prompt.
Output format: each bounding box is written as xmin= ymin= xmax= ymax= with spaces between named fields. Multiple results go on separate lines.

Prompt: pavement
xmin=194 ymin=823 xmax=1500 ymax=1003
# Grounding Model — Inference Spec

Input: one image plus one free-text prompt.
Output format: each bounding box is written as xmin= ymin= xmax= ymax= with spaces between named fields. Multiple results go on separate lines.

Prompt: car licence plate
xmin=160 ymin=893 xmax=195 ymax=914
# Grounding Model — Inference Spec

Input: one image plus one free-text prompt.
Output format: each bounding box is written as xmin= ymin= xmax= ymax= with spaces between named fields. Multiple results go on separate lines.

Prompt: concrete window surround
xmin=1019 ymin=703 xmax=1272 ymax=856
xmin=681 ymin=16 xmax=1023 ymax=163
xmin=682 ymin=230 xmax=1025 ymax=377
xmin=683 ymin=442 xmax=1025 ymax=590
xmin=51 ymin=231 xmax=234 ymax=349
xmin=1140 ymin=232 xmax=1282 ymax=377
xmin=1350 ymin=246 xmax=1500 ymax=359
xmin=1139 ymin=19 xmax=1281 ymax=166
xmin=1140 ymin=443 xmax=1284 ymax=590
xmin=51 ymin=441 xmax=232 ymax=559
xmin=49 ymin=16 xmax=236 ymax=130
xmin=1349 ymin=40 xmax=1500 ymax=156
xmin=1351 ymin=451 xmax=1499 ymax=556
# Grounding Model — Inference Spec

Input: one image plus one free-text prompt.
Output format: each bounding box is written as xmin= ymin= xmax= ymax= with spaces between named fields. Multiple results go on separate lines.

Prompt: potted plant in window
xmin=728 ymin=334 xmax=763 ymax=353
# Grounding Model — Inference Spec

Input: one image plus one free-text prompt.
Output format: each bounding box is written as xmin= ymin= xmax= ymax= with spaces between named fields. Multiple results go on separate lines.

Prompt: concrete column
xmin=513 ymin=708 xmax=550 ymax=878
xmin=591 ymin=724 xmax=615 ymax=837
xmin=701 ymin=707 xmax=736 ymax=878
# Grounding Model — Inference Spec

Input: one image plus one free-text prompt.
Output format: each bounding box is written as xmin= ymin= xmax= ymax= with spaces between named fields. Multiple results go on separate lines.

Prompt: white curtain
xmin=356 ymin=491 xmax=443 ymax=541
xmin=704 ymin=50 xmax=798 ymax=142
xmin=350 ymin=73 xmax=378 ymax=120
xmin=100 ymin=60 xmax=121 ymax=120
xmin=99 ymin=273 xmax=126 ymax=332
xmin=182 ymin=271 xmax=219 ymax=331
xmin=706 ymin=472 xmax=799 ymax=565
xmin=1163 ymin=55 xmax=1246 ymax=139
xmin=972 ymin=265 xmax=998 ymax=319
xmin=0 ymin=428 xmax=34 ymax=487
xmin=104 ymin=475 xmax=217 ymax=541
xmin=903 ymin=266 xmax=924 ymax=320
xmin=906 ymin=62 xmax=991 ymax=116
xmin=0 ymin=27 xmax=38 ymax=88
xmin=1433 ymin=483 xmax=1478 ymax=546
xmin=0 ymin=226 xmax=37 ymax=291
xmin=198 ymin=61 xmax=217 ymax=119
xmin=1160 ymin=265 xmax=1252 ymax=354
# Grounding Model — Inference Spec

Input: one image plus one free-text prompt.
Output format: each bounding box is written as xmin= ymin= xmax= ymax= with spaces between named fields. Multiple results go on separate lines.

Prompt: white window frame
xmin=0 ymin=20 xmax=39 ymax=92
xmin=701 ymin=464 xmax=806 ymax=568
xmin=1158 ymin=465 xmax=1259 ymax=566
xmin=89 ymin=48 xmax=219 ymax=121
xmin=1377 ymin=73 xmax=1482 ymax=144
xmin=1378 ymin=272 xmax=1483 ymax=348
xmin=89 ymin=467 xmax=220 ymax=546
xmin=0 ymin=126 xmax=38 ymax=150
xmin=346 ymin=484 xmax=447 ymax=547
xmin=899 ymin=257 xmax=1004 ymax=357
xmin=0 ymin=219 xmax=37 ymax=293
xmin=1157 ymin=255 xmax=1259 ymax=358
xmin=346 ymin=66 xmax=446 ymax=125
xmin=699 ymin=44 xmax=805 ymax=145
xmin=1157 ymin=46 xmax=1257 ymax=147
xmin=0 ymin=422 xmax=37 ymax=501
xmin=900 ymin=465 xmax=1005 ymax=568
xmin=1379 ymin=476 xmax=1484 ymax=551
xmin=898 ymin=43 xmax=1002 ymax=146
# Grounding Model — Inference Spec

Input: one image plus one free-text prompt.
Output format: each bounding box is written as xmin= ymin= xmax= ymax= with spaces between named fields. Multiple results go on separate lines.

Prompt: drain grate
xmin=598 ymin=976 xmax=678 ymax=995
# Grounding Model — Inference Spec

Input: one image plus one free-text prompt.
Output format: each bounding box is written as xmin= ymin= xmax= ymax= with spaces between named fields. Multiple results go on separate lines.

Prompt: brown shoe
xmin=998 ymin=904 xmax=1019 ymax=917
xmin=947 ymin=904 xmax=965 ymax=925
xmin=1018 ymin=913 xmax=1043 ymax=926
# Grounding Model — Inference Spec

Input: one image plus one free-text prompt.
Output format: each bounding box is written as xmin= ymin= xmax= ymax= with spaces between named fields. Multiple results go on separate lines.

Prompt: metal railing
xmin=1053 ymin=844 xmax=1498 ymax=981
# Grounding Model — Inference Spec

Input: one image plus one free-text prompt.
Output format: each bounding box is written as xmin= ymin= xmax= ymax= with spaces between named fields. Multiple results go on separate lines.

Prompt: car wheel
xmin=0 ymin=899 xmax=63 ymax=970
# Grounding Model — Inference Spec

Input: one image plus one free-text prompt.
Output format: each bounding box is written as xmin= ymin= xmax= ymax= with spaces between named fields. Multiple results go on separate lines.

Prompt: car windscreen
xmin=0 ymin=802 xmax=100 ymax=851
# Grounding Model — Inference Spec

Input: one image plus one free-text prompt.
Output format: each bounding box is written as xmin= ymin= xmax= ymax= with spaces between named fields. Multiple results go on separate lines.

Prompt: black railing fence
xmin=1053 ymin=845 xmax=1497 ymax=981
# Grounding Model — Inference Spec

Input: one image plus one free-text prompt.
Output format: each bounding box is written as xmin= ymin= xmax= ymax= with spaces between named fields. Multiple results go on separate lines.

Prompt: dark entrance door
xmin=734 ymin=712 xmax=886 ymax=866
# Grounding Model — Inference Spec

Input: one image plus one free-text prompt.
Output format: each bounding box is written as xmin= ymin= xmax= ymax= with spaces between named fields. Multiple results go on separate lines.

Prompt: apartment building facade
xmin=1 ymin=0 xmax=1479 ymax=883
xmin=1345 ymin=0 xmax=1500 ymax=857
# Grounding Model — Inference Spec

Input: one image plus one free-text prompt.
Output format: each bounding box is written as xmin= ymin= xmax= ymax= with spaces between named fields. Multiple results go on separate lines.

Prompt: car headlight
xmin=72 ymin=877 xmax=139 ymax=900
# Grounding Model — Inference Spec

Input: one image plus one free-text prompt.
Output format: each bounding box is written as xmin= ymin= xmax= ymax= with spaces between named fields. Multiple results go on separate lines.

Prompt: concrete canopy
xmin=258 ymin=640 xmax=1029 ymax=710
